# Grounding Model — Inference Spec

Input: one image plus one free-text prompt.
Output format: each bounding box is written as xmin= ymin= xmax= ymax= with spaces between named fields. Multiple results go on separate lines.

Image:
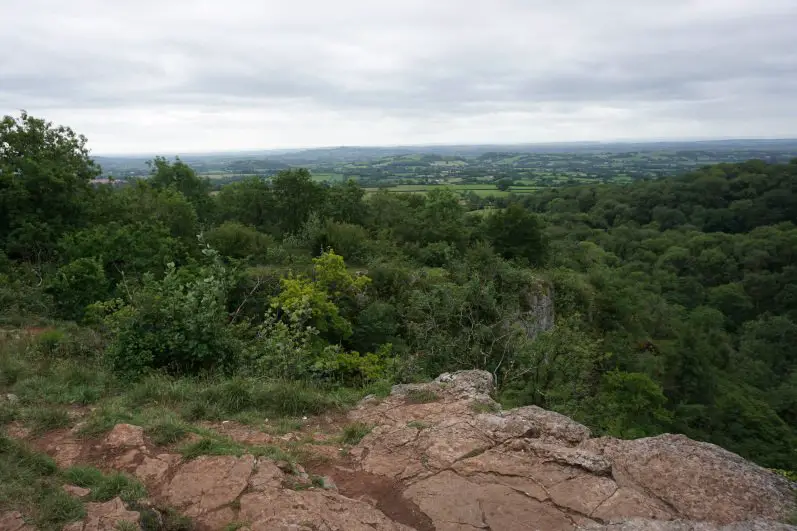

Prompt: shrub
xmin=204 ymin=221 xmax=273 ymax=260
xmin=101 ymin=250 xmax=245 ymax=377
xmin=47 ymin=257 xmax=108 ymax=321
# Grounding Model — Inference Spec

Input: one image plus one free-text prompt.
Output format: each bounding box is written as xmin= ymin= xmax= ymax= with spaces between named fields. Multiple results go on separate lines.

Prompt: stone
xmin=238 ymin=488 xmax=413 ymax=530
xmin=81 ymin=497 xmax=140 ymax=531
xmin=248 ymin=458 xmax=285 ymax=491
xmin=583 ymin=434 xmax=797 ymax=524
xmin=0 ymin=511 xmax=34 ymax=531
xmin=133 ymin=454 xmax=180 ymax=484
xmin=164 ymin=454 xmax=254 ymax=517
xmin=319 ymin=475 xmax=338 ymax=490
xmin=63 ymin=484 xmax=92 ymax=498
xmin=345 ymin=371 xmax=795 ymax=531
xmin=103 ymin=424 xmax=145 ymax=449
xmin=4 ymin=393 xmax=19 ymax=404
xmin=585 ymin=519 xmax=797 ymax=530
xmin=404 ymin=470 xmax=575 ymax=530
xmin=499 ymin=405 xmax=592 ymax=444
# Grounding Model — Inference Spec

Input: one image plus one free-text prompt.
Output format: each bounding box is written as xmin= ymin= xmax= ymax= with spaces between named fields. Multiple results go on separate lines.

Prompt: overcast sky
xmin=2 ymin=0 xmax=796 ymax=154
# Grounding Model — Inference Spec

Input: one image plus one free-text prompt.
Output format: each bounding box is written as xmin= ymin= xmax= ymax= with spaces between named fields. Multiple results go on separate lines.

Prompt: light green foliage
xmin=270 ymin=250 xmax=370 ymax=338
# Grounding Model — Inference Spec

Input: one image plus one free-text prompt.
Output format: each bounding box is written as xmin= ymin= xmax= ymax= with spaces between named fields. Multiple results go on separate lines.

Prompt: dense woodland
xmin=2 ymin=113 xmax=796 ymax=472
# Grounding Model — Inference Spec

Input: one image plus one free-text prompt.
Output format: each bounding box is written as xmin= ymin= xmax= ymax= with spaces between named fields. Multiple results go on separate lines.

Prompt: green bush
xmin=47 ymin=257 xmax=108 ymax=321
xmin=101 ymin=251 xmax=245 ymax=376
xmin=204 ymin=221 xmax=273 ymax=260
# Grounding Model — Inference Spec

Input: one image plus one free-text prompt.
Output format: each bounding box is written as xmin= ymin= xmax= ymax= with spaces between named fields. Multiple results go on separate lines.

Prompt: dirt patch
xmin=312 ymin=460 xmax=434 ymax=531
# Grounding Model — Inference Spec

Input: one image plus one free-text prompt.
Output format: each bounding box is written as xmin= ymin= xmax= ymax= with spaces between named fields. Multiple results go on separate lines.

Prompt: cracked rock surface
xmin=348 ymin=370 xmax=797 ymax=531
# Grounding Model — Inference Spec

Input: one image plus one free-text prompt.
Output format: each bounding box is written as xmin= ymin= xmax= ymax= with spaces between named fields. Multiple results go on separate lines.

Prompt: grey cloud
xmin=1 ymin=0 xmax=796 ymax=151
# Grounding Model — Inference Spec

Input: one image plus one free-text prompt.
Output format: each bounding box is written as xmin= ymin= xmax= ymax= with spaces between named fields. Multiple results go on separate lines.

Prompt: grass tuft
xmin=179 ymin=438 xmax=244 ymax=459
xmin=62 ymin=466 xmax=146 ymax=503
xmin=146 ymin=418 xmax=190 ymax=446
xmin=24 ymin=406 xmax=72 ymax=434
xmin=339 ymin=422 xmax=372 ymax=445
xmin=405 ymin=388 xmax=440 ymax=404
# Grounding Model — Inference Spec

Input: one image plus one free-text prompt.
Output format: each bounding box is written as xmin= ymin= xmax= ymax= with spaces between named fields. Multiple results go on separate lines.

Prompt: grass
xmin=404 ymin=388 xmax=441 ymax=404
xmin=339 ymin=422 xmax=372 ymax=445
xmin=406 ymin=420 xmax=430 ymax=430
xmin=146 ymin=417 xmax=191 ymax=446
xmin=0 ymin=433 xmax=85 ymax=530
xmin=178 ymin=436 xmax=295 ymax=463
xmin=61 ymin=466 xmax=146 ymax=503
xmin=24 ymin=405 xmax=72 ymax=434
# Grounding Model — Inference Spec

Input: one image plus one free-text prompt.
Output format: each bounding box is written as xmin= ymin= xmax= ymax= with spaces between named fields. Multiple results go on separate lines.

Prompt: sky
xmin=1 ymin=0 xmax=796 ymax=154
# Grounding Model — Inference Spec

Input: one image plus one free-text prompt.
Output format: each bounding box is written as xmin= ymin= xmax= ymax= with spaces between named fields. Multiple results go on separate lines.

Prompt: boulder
xmin=238 ymin=489 xmax=413 ymax=530
xmin=582 ymin=434 xmax=797 ymax=524
xmin=347 ymin=372 xmax=797 ymax=531
xmin=103 ymin=424 xmax=145 ymax=449
xmin=67 ymin=497 xmax=141 ymax=531
xmin=164 ymin=454 xmax=255 ymax=524
xmin=0 ymin=511 xmax=34 ymax=531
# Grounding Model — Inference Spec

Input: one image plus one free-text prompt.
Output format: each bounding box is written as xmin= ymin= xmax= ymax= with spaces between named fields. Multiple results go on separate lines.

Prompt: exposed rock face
xmin=64 ymin=497 xmax=140 ymax=531
xmin=348 ymin=370 xmax=797 ymax=531
xmin=582 ymin=435 xmax=796 ymax=524
xmin=521 ymin=279 xmax=555 ymax=339
xmin=6 ymin=369 xmax=795 ymax=531
xmin=0 ymin=511 xmax=34 ymax=531
xmin=103 ymin=424 xmax=145 ymax=449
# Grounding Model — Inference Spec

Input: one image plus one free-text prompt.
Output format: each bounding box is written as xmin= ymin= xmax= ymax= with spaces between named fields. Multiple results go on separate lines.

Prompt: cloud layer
xmin=2 ymin=0 xmax=796 ymax=153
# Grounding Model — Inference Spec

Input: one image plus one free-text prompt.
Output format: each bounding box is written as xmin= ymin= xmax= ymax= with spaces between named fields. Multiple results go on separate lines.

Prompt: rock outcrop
xmin=6 ymin=370 xmax=795 ymax=531
xmin=348 ymin=370 xmax=797 ymax=531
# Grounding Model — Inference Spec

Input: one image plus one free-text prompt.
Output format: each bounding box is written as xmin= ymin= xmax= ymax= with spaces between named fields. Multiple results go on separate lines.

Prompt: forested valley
xmin=2 ymin=112 xmax=796 ymax=480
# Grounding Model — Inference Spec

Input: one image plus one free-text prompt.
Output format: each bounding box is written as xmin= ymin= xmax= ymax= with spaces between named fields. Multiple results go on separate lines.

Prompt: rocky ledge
xmin=347 ymin=370 xmax=796 ymax=530
xmin=5 ymin=370 xmax=795 ymax=530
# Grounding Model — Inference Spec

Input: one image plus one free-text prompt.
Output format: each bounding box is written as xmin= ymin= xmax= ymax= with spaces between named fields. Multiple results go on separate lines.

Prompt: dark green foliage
xmin=483 ymin=203 xmax=548 ymax=265
xmin=204 ymin=221 xmax=273 ymax=260
xmin=1 ymin=111 xmax=796 ymax=473
xmin=47 ymin=258 xmax=108 ymax=321
xmin=272 ymin=169 xmax=326 ymax=234
xmin=0 ymin=112 xmax=100 ymax=259
xmin=101 ymin=251 xmax=244 ymax=376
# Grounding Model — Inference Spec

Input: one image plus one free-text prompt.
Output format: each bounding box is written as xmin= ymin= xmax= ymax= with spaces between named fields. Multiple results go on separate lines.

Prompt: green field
xmin=364 ymin=183 xmax=539 ymax=197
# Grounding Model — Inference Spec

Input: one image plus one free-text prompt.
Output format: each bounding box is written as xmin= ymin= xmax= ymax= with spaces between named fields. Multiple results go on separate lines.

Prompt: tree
xmin=0 ymin=112 xmax=100 ymax=258
xmin=484 ymin=203 xmax=548 ymax=266
xmin=495 ymin=178 xmax=514 ymax=191
xmin=214 ymin=177 xmax=275 ymax=232
xmin=148 ymin=157 xmax=213 ymax=220
xmin=272 ymin=169 xmax=325 ymax=235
